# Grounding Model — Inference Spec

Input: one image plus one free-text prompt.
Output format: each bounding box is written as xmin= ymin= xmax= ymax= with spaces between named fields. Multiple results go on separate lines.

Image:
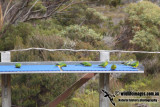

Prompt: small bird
xmin=80 ymin=62 xmax=92 ymax=66
xmin=111 ymin=64 xmax=117 ymax=70
xmin=15 ymin=63 xmax=21 ymax=68
xmin=56 ymin=62 xmax=67 ymax=71
xmin=56 ymin=62 xmax=67 ymax=67
xmin=99 ymin=61 xmax=108 ymax=68
xmin=122 ymin=59 xmax=133 ymax=65
xmin=129 ymin=61 xmax=139 ymax=68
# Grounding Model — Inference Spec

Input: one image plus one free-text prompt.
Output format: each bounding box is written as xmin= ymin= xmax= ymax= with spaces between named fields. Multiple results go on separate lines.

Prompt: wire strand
xmin=1 ymin=48 xmax=160 ymax=54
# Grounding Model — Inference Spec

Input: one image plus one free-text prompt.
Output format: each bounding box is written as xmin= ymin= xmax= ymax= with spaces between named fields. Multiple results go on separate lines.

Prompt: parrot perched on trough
xmin=129 ymin=61 xmax=139 ymax=68
xmin=56 ymin=62 xmax=67 ymax=67
xmin=56 ymin=62 xmax=67 ymax=71
xmin=111 ymin=64 xmax=117 ymax=70
xmin=122 ymin=59 xmax=133 ymax=66
xmin=15 ymin=63 xmax=21 ymax=68
xmin=80 ymin=62 xmax=92 ymax=66
xmin=98 ymin=61 xmax=108 ymax=68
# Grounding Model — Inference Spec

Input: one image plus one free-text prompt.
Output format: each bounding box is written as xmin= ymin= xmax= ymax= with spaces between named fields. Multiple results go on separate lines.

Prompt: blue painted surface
xmin=62 ymin=64 xmax=138 ymax=71
xmin=0 ymin=64 xmax=138 ymax=72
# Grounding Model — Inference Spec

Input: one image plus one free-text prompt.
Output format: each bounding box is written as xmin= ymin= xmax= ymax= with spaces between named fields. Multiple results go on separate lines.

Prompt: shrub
xmin=115 ymin=1 xmax=160 ymax=73
xmin=55 ymin=4 xmax=106 ymax=27
xmin=33 ymin=19 xmax=63 ymax=36
xmin=0 ymin=23 xmax=34 ymax=50
xmin=116 ymin=1 xmax=160 ymax=51
xmin=59 ymin=25 xmax=103 ymax=43
xmin=12 ymin=74 xmax=77 ymax=107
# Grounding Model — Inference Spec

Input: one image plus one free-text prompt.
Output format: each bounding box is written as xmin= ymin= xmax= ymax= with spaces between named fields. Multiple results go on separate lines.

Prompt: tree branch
xmin=23 ymin=0 xmax=40 ymax=21
xmin=4 ymin=3 xmax=17 ymax=19
xmin=0 ymin=0 xmax=85 ymax=38
xmin=9 ymin=0 xmax=29 ymax=24
xmin=24 ymin=1 xmax=83 ymax=22
xmin=3 ymin=0 xmax=12 ymax=18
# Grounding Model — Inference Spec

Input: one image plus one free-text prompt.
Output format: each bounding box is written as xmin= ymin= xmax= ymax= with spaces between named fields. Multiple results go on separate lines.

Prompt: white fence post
xmin=99 ymin=51 xmax=110 ymax=107
xmin=1 ymin=51 xmax=11 ymax=107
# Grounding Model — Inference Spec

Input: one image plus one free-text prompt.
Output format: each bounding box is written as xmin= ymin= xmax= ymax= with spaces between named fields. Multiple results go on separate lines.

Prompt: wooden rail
xmin=47 ymin=73 xmax=97 ymax=107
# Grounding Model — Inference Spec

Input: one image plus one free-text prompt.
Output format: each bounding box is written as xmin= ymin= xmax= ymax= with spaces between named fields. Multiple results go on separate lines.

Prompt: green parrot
xmin=129 ymin=61 xmax=139 ymax=68
xmin=122 ymin=59 xmax=133 ymax=65
xmin=15 ymin=63 xmax=21 ymax=68
xmin=80 ymin=62 xmax=92 ymax=66
xmin=111 ymin=64 xmax=117 ymax=70
xmin=56 ymin=62 xmax=67 ymax=67
xmin=98 ymin=61 xmax=108 ymax=68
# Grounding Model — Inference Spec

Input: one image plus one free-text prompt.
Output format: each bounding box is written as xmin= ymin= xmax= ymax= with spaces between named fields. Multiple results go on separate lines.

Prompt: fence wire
xmin=1 ymin=48 xmax=160 ymax=54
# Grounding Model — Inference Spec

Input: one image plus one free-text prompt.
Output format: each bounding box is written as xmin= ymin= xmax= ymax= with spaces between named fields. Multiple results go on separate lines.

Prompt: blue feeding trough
xmin=0 ymin=61 xmax=144 ymax=74
xmin=62 ymin=64 xmax=138 ymax=71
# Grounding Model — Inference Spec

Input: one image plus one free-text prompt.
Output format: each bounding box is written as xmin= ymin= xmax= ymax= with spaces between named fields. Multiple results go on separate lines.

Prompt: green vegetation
xmin=116 ymin=1 xmax=160 ymax=74
xmin=68 ymin=89 xmax=99 ymax=107
xmin=11 ymin=74 xmax=77 ymax=106
xmin=0 ymin=0 xmax=159 ymax=106
xmin=3 ymin=2 xmax=107 ymax=106
xmin=59 ymin=25 xmax=102 ymax=43
xmin=117 ymin=1 xmax=160 ymax=51
xmin=126 ymin=1 xmax=160 ymax=51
